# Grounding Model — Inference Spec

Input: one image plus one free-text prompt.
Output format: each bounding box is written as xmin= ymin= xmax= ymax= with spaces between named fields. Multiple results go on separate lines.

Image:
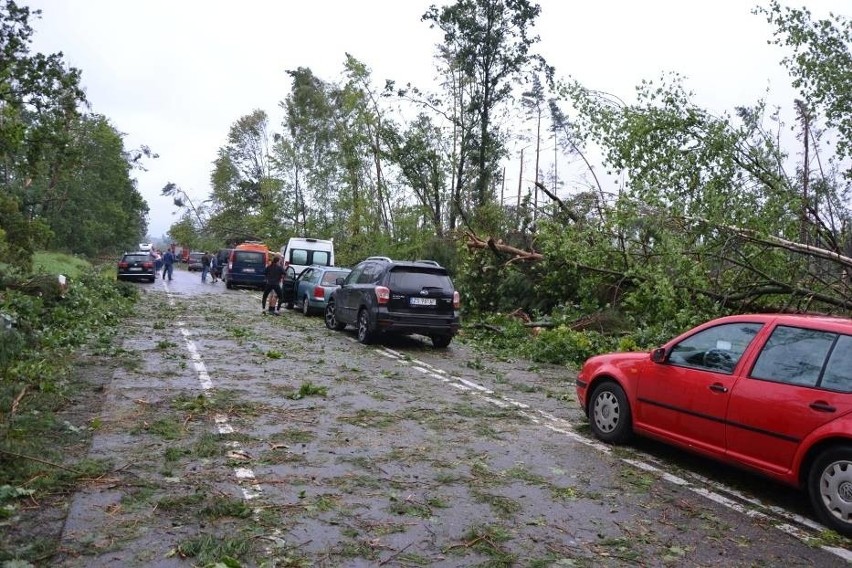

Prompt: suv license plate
xmin=243 ymin=268 xmax=255 ymax=273
xmin=130 ymin=267 xmax=142 ymax=271
xmin=410 ymin=297 xmax=437 ymax=306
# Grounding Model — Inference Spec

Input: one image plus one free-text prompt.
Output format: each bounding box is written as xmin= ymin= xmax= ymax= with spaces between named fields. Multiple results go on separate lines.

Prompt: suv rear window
xmin=234 ymin=251 xmax=265 ymax=265
xmin=388 ymin=268 xmax=452 ymax=292
xmin=124 ymin=254 xmax=149 ymax=262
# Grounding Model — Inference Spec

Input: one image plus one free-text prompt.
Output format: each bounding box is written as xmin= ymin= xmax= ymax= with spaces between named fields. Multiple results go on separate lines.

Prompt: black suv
xmin=117 ymin=251 xmax=156 ymax=283
xmin=324 ymin=258 xmax=460 ymax=347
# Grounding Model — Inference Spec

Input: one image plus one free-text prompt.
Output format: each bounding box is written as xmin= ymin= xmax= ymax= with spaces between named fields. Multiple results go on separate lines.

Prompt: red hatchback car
xmin=576 ymin=313 xmax=852 ymax=536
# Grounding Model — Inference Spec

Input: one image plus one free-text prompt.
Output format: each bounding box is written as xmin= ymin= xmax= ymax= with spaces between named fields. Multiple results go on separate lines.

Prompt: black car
xmin=324 ymin=258 xmax=460 ymax=347
xmin=117 ymin=251 xmax=156 ymax=283
xmin=187 ymin=252 xmax=204 ymax=272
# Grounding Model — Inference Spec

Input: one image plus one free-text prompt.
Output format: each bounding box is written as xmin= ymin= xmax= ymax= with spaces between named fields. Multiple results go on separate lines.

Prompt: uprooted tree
xmin=459 ymin=2 xmax=851 ymax=331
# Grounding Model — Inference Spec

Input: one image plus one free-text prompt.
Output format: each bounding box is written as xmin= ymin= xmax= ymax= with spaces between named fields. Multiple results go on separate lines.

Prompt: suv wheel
xmin=431 ymin=335 xmax=452 ymax=348
xmin=357 ymin=308 xmax=375 ymax=344
xmin=325 ymin=301 xmax=346 ymax=331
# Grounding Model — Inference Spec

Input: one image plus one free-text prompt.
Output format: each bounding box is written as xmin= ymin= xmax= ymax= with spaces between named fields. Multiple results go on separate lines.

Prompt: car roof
xmin=711 ymin=313 xmax=852 ymax=332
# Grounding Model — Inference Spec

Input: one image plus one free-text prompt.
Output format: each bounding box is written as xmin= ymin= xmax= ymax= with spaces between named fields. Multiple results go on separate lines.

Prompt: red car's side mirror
xmin=650 ymin=348 xmax=667 ymax=363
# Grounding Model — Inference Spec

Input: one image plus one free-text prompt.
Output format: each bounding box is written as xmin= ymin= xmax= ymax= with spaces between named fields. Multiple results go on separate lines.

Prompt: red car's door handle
xmin=809 ymin=401 xmax=836 ymax=413
xmin=709 ymin=383 xmax=728 ymax=393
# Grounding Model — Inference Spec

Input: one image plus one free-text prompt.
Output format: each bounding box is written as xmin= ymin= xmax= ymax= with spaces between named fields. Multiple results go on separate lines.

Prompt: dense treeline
xmin=2 ymin=0 xmax=850 ymax=339
xmin=0 ymin=0 xmax=149 ymax=278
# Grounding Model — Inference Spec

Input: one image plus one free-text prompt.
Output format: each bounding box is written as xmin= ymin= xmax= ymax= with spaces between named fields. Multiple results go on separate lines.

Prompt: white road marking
xmin=167 ymin=289 xmax=263 ymax=504
xmin=370 ymin=343 xmax=851 ymax=560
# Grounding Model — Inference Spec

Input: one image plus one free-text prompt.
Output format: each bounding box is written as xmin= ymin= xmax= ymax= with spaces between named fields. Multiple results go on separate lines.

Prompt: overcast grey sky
xmin=25 ymin=0 xmax=850 ymax=239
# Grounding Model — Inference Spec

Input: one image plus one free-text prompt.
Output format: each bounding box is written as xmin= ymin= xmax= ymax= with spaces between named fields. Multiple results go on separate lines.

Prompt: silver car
xmin=293 ymin=266 xmax=351 ymax=316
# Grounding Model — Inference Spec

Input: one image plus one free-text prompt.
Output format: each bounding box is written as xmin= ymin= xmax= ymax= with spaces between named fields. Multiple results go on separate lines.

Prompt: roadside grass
xmin=33 ymin=250 xmax=92 ymax=278
xmin=0 ymin=256 xmax=136 ymax=563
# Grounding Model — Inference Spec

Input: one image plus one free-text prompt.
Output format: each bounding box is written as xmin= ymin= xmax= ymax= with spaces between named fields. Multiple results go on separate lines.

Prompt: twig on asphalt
xmin=379 ymin=541 xmax=414 ymax=566
xmin=0 ymin=448 xmax=81 ymax=474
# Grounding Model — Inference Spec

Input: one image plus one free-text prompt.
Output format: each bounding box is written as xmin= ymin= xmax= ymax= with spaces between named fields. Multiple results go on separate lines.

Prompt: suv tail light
xmin=118 ymin=262 xmax=128 ymax=269
xmin=375 ymin=286 xmax=390 ymax=305
xmin=453 ymin=290 xmax=460 ymax=309
xmin=312 ymin=285 xmax=324 ymax=300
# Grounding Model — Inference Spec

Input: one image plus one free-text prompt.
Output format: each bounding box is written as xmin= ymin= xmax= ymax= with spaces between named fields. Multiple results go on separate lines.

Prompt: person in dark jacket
xmin=162 ymin=248 xmax=175 ymax=281
xmin=261 ymin=255 xmax=285 ymax=315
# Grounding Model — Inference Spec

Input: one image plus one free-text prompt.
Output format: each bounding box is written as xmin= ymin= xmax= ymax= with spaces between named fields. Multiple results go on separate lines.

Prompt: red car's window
xmin=817 ymin=334 xmax=852 ymax=393
xmin=668 ymin=323 xmax=763 ymax=374
xmin=751 ymin=325 xmax=835 ymax=387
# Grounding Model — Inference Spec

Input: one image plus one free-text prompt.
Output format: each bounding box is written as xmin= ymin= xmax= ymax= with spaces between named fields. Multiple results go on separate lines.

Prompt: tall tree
xmin=46 ymin=114 xmax=147 ymax=256
xmin=0 ymin=0 xmax=85 ymax=269
xmin=206 ymin=110 xmax=282 ymax=243
xmin=423 ymin=0 xmax=547 ymax=214
xmin=757 ymin=1 xmax=852 ymax=179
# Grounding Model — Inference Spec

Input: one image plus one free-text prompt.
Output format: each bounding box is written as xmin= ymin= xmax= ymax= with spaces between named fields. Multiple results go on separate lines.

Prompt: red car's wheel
xmin=809 ymin=445 xmax=852 ymax=537
xmin=588 ymin=381 xmax=633 ymax=444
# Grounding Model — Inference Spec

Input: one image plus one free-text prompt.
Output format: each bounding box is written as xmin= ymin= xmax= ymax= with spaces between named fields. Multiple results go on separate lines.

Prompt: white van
xmin=280 ymin=237 xmax=335 ymax=277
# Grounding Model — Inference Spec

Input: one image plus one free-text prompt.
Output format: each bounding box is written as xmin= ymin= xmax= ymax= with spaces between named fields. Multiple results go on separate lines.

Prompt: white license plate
xmin=130 ymin=267 xmax=142 ymax=271
xmin=410 ymin=297 xmax=436 ymax=306
xmin=242 ymin=268 xmax=255 ymax=273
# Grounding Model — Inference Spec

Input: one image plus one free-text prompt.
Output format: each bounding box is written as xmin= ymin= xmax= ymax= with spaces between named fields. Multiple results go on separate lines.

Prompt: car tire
xmin=808 ymin=445 xmax=852 ymax=537
xmin=302 ymin=296 xmax=311 ymax=316
xmin=225 ymin=280 xmax=233 ymax=289
xmin=588 ymin=381 xmax=633 ymax=444
xmin=431 ymin=335 xmax=452 ymax=348
xmin=325 ymin=301 xmax=346 ymax=331
xmin=357 ymin=308 xmax=375 ymax=344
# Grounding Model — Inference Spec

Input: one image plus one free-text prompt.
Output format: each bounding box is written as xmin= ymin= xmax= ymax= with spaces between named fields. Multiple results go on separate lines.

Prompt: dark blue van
xmin=224 ymin=243 xmax=269 ymax=289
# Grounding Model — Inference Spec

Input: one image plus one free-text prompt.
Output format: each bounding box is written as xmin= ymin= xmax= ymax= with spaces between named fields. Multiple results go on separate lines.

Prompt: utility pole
xmin=796 ymin=99 xmax=810 ymax=245
xmin=533 ymin=108 xmax=541 ymax=221
xmin=517 ymin=148 xmax=524 ymax=211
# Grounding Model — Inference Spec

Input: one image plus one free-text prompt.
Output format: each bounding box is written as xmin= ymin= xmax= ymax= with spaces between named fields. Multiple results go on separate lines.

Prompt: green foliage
xmin=757 ymin=1 xmax=852 ymax=176
xmin=45 ymin=115 xmax=148 ymax=256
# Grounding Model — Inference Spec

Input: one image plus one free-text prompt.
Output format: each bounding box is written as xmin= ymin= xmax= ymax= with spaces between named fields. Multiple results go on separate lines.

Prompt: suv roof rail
xmin=365 ymin=256 xmax=392 ymax=262
xmin=415 ymin=259 xmax=442 ymax=267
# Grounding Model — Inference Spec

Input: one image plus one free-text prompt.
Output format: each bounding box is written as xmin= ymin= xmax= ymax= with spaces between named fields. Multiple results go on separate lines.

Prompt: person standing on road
xmin=209 ymin=254 xmax=218 ymax=284
xmin=162 ymin=248 xmax=175 ymax=281
xmin=261 ymin=255 xmax=285 ymax=315
xmin=201 ymin=251 xmax=211 ymax=283
xmin=152 ymin=249 xmax=162 ymax=277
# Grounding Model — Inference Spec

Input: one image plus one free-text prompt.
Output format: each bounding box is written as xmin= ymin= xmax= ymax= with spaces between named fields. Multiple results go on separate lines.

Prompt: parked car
xmin=575 ymin=313 xmax=852 ymax=536
xmin=117 ymin=251 xmax=155 ymax=283
xmin=187 ymin=251 xmax=204 ymax=272
xmin=293 ymin=266 xmax=352 ymax=316
xmin=225 ymin=242 xmax=269 ymax=289
xmin=214 ymin=248 xmax=232 ymax=281
xmin=324 ymin=258 xmax=460 ymax=348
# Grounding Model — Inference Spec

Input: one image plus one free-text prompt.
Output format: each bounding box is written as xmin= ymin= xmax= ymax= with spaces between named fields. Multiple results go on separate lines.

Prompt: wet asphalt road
xmin=53 ymin=264 xmax=852 ymax=566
